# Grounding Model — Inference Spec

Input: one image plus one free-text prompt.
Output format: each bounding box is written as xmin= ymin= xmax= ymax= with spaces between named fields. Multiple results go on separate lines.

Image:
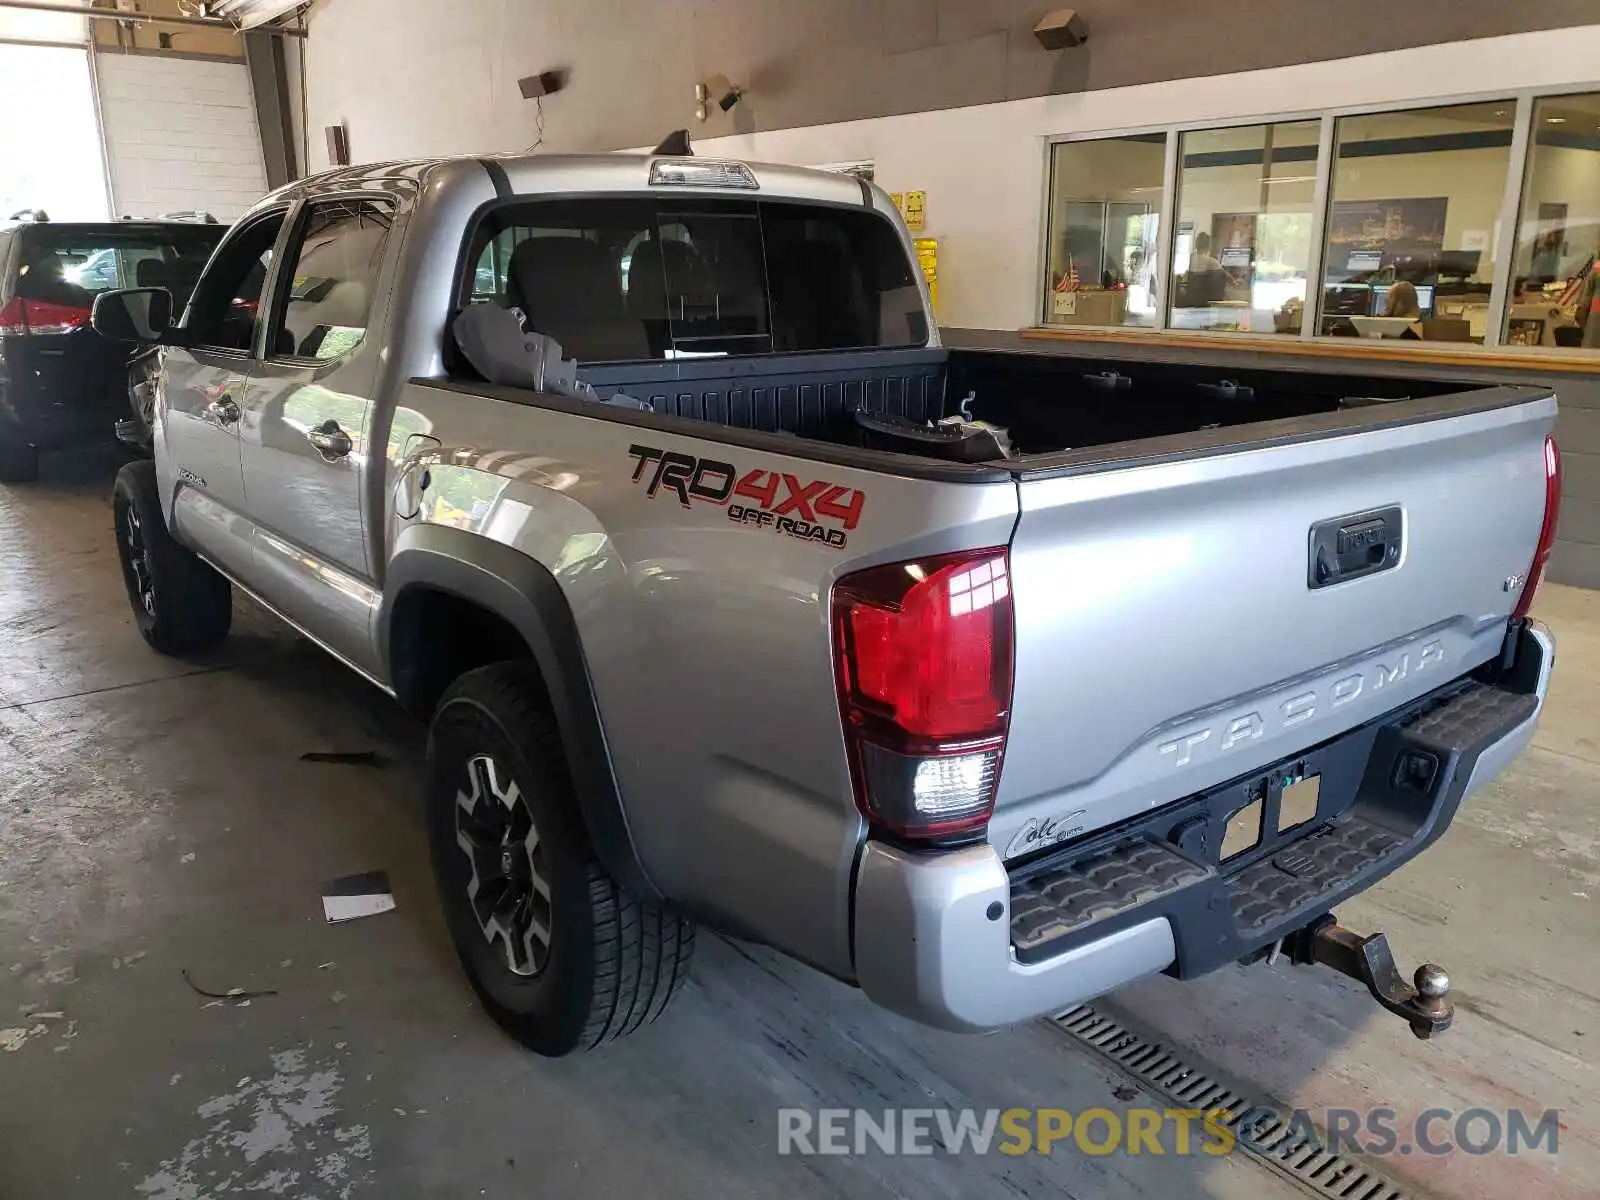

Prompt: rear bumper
xmin=852 ymin=620 xmax=1554 ymax=1033
xmin=0 ymin=369 xmax=128 ymax=450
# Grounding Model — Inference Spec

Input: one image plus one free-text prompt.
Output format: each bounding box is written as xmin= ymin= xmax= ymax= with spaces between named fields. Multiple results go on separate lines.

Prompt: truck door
xmin=160 ymin=208 xmax=288 ymax=582
xmin=237 ymin=197 xmax=395 ymax=676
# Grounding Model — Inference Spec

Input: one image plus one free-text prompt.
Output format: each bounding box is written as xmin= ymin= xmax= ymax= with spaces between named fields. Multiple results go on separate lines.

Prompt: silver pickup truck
xmin=91 ymin=152 xmax=1561 ymax=1057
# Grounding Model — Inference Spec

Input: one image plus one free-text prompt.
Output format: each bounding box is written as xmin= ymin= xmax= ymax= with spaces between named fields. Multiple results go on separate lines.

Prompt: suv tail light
xmin=0 ymin=297 xmax=92 ymax=337
xmin=832 ymin=548 xmax=1013 ymax=841
xmin=1512 ymin=434 xmax=1563 ymax=621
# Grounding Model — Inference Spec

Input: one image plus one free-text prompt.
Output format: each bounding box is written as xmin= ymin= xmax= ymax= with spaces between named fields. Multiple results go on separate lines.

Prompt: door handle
xmin=308 ymin=419 xmax=354 ymax=461
xmin=206 ymin=395 xmax=240 ymax=425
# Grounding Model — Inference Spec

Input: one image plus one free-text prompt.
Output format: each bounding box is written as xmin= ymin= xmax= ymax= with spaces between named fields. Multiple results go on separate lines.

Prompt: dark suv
xmin=0 ymin=214 xmax=224 ymax=480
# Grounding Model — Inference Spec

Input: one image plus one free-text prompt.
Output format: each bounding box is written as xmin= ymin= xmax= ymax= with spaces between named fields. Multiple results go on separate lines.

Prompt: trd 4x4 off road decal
xmin=627 ymin=444 xmax=865 ymax=549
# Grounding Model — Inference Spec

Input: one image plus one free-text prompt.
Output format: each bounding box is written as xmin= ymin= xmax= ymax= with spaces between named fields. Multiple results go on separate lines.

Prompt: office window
xmin=1507 ymin=93 xmax=1600 ymax=351
xmin=1316 ymin=101 xmax=1514 ymax=343
xmin=1168 ymin=120 xmax=1320 ymax=335
xmin=1044 ymin=135 xmax=1166 ymax=329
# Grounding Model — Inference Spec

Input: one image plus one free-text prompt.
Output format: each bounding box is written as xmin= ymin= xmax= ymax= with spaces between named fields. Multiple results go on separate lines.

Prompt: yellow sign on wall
xmin=903 ymin=190 xmax=926 ymax=232
xmin=914 ymin=237 xmax=938 ymax=316
xmin=887 ymin=191 xmax=927 ymax=232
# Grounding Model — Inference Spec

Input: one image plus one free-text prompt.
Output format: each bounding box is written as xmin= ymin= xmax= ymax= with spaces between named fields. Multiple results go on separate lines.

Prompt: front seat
xmin=505 ymin=237 xmax=648 ymax=363
xmin=626 ymin=237 xmax=713 ymax=356
xmin=136 ymin=258 xmax=169 ymax=290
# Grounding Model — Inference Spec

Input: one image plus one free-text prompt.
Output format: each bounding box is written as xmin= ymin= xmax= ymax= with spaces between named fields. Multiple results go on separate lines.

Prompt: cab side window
xmin=184 ymin=211 xmax=286 ymax=353
xmin=268 ymin=199 xmax=394 ymax=362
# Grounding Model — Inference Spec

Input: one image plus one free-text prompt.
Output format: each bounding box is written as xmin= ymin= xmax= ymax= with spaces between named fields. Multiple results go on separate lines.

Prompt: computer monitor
xmin=1370 ymin=284 xmax=1436 ymax=316
xmin=1346 ymin=249 xmax=1385 ymax=273
xmin=1436 ymin=250 xmax=1482 ymax=279
xmin=1324 ymin=283 xmax=1371 ymax=317
xmin=1219 ymin=246 xmax=1253 ymax=269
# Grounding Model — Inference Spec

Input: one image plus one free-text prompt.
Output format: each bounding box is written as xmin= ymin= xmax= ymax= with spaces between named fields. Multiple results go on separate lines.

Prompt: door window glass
xmin=185 ymin=211 xmax=286 ymax=353
xmin=269 ymin=199 xmax=394 ymax=362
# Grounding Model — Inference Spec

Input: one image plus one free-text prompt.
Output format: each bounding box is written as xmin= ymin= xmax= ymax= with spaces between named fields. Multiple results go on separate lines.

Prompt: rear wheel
xmin=112 ymin=460 xmax=231 ymax=654
xmin=426 ymin=662 xmax=695 ymax=1056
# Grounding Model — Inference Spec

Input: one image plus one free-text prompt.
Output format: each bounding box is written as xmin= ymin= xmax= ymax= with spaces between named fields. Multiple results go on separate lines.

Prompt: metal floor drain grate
xmin=1052 ymin=1005 xmax=1415 ymax=1200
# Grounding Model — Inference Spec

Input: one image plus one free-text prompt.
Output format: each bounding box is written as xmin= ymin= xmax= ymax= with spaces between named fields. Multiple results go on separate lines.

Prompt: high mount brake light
xmin=832 ymin=548 xmax=1014 ymax=840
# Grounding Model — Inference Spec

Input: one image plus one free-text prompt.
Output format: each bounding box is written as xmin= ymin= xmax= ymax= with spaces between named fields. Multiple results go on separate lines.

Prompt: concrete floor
xmin=1 ymin=452 xmax=1595 ymax=1200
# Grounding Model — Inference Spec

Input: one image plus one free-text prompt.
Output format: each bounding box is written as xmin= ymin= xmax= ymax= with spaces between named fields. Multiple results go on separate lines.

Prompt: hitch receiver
xmin=1291 ymin=914 xmax=1453 ymax=1039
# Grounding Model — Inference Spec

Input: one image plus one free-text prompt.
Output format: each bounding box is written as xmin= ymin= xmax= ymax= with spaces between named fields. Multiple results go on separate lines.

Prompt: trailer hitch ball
xmin=1291 ymin=915 xmax=1455 ymax=1039
xmin=1415 ymin=963 xmax=1449 ymax=999
xmin=1410 ymin=963 xmax=1452 ymax=1039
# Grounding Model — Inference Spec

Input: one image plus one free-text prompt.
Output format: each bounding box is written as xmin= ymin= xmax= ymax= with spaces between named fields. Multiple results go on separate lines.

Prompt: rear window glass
xmin=12 ymin=226 xmax=223 ymax=310
xmin=462 ymin=197 xmax=927 ymax=363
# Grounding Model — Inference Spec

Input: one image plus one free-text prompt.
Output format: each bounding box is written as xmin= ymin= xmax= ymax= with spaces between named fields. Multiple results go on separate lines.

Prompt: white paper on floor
xmin=321 ymin=871 xmax=396 ymax=924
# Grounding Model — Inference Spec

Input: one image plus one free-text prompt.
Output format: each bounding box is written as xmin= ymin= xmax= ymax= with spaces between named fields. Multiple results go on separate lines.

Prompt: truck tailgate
xmin=992 ymin=386 xmax=1557 ymax=861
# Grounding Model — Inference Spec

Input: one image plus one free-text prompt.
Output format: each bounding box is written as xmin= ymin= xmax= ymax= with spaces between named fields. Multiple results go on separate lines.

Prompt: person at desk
xmin=1189 ymin=232 xmax=1221 ymax=274
xmin=1182 ymin=233 xmax=1225 ymax=306
xmin=1383 ymin=280 xmax=1425 ymax=339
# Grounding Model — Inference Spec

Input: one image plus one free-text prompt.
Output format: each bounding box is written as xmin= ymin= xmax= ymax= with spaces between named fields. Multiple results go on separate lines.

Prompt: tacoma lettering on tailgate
xmin=628 ymin=444 xmax=865 ymax=549
xmin=1157 ymin=639 xmax=1447 ymax=768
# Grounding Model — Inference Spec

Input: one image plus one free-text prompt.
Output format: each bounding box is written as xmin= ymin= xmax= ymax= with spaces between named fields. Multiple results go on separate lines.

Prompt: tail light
xmin=0 ymin=297 xmax=92 ymax=337
xmin=1512 ymin=435 xmax=1562 ymax=621
xmin=832 ymin=547 xmax=1013 ymax=841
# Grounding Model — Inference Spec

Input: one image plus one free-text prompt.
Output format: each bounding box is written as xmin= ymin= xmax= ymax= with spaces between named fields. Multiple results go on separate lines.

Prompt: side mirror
xmin=91 ymin=287 xmax=173 ymax=344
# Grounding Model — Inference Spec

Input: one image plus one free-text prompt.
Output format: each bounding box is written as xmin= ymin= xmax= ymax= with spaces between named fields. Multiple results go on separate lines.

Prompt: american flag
xmin=1053 ymin=255 xmax=1080 ymax=293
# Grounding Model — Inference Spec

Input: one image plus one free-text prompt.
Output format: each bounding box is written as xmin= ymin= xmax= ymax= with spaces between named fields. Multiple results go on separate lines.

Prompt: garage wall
xmin=96 ymin=53 xmax=269 ymax=221
xmin=300 ymin=0 xmax=1600 ymax=167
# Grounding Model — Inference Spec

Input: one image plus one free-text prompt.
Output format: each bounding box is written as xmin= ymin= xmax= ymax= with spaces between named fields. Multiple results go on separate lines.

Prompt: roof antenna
xmin=652 ymin=129 xmax=694 ymax=156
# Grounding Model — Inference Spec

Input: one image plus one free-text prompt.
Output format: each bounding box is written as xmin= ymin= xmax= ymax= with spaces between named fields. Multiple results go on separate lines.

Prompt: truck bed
xmin=485 ymin=344 xmax=1542 ymax=484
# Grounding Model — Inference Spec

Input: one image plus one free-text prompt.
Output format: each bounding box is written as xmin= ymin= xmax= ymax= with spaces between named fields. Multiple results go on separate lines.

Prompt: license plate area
xmin=1219 ymin=767 xmax=1322 ymax=862
xmin=1178 ymin=735 xmax=1374 ymax=874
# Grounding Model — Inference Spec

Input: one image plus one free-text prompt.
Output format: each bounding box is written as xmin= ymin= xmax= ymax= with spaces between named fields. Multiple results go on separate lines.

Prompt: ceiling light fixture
xmin=203 ymin=0 xmax=306 ymax=29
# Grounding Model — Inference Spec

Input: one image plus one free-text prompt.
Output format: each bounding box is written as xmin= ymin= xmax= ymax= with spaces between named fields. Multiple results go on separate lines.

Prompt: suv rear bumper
xmin=852 ymin=621 xmax=1554 ymax=1033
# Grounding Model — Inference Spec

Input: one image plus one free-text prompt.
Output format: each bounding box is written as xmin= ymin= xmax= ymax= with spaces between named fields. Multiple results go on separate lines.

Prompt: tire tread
xmin=434 ymin=662 xmax=694 ymax=1053
xmin=113 ymin=460 xmax=230 ymax=654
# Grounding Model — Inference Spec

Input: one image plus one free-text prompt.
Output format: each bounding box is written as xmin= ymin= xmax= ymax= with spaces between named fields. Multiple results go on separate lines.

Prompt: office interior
xmin=1044 ymin=91 xmax=1600 ymax=351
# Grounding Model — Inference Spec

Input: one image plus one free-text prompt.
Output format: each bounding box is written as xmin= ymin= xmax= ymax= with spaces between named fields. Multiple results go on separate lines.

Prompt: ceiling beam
xmin=0 ymin=0 xmax=306 ymax=36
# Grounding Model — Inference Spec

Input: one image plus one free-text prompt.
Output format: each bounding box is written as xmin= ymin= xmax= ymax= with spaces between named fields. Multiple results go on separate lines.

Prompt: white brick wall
xmin=96 ymin=53 xmax=269 ymax=222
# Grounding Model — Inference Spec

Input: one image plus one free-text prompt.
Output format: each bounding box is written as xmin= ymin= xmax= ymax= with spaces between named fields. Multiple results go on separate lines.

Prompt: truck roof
xmin=254 ymin=152 xmax=878 ymax=219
